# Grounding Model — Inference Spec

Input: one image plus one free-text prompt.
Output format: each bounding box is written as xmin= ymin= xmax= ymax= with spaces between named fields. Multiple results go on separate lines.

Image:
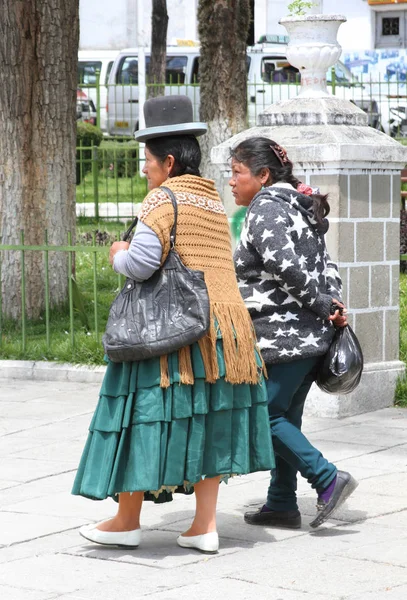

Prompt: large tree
xmin=0 ymin=0 xmax=79 ymax=320
xmin=147 ymin=0 xmax=169 ymax=98
xmin=198 ymin=0 xmax=251 ymax=185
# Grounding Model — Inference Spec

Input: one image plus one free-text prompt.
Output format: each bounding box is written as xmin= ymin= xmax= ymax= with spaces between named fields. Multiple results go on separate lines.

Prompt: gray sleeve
xmin=325 ymin=254 xmax=343 ymax=303
xmin=113 ymin=221 xmax=163 ymax=281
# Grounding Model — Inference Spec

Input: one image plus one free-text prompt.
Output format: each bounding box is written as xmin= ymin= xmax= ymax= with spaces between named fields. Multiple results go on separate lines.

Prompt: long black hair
xmin=145 ymin=135 xmax=201 ymax=178
xmin=231 ymin=137 xmax=330 ymax=225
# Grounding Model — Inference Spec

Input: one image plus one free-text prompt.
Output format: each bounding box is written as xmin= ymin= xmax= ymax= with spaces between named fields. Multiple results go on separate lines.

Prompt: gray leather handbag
xmin=102 ymin=186 xmax=211 ymax=363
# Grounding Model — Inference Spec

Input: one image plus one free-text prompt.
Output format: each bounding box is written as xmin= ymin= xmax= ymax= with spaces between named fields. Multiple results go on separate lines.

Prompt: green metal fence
xmin=0 ymin=216 xmax=245 ymax=363
xmin=77 ymin=72 xmax=407 ymax=138
xmin=0 ymin=232 xmax=125 ymax=364
xmin=75 ymin=72 xmax=407 ymax=218
xmin=76 ymin=143 xmax=147 ymax=220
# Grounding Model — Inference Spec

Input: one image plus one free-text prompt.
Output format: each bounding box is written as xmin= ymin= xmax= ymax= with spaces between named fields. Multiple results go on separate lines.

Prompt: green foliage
xmin=395 ymin=272 xmax=407 ymax=406
xmin=76 ymin=121 xmax=104 ymax=147
xmin=0 ymin=246 xmax=120 ymax=365
xmin=287 ymin=0 xmax=317 ymax=16
xmin=230 ymin=207 xmax=247 ymax=242
xmin=395 ymin=372 xmax=407 ymax=407
xmin=76 ymin=122 xmax=104 ymax=184
xmin=71 ymin=275 xmax=90 ymax=331
xmin=99 ymin=141 xmax=140 ymax=178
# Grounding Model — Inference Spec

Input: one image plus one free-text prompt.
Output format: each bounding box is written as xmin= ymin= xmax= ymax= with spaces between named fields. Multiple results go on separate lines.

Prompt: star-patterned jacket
xmin=234 ymin=183 xmax=342 ymax=364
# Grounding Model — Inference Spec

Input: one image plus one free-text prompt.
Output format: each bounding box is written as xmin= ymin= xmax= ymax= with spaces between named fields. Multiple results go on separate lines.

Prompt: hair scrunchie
xmin=297 ymin=182 xmax=320 ymax=196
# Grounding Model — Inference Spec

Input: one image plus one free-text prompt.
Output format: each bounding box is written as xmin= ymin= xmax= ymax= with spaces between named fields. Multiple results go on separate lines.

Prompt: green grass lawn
xmin=395 ymin=272 xmax=407 ymax=406
xmin=0 ymin=229 xmax=124 ymax=366
xmin=76 ymin=172 xmax=147 ymax=205
xmin=2 ymin=227 xmax=407 ymax=409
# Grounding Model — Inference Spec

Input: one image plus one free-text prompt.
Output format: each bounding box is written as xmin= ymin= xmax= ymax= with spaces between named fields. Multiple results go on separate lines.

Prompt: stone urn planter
xmin=279 ymin=14 xmax=346 ymax=98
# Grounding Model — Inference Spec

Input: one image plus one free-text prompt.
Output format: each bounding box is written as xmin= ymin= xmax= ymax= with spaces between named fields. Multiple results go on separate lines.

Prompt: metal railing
xmin=0 ymin=233 xmax=118 ymax=363
xmin=76 ymin=143 xmax=147 ymax=220
xmin=0 ymin=217 xmax=245 ymax=362
xmin=77 ymin=72 xmax=407 ymax=138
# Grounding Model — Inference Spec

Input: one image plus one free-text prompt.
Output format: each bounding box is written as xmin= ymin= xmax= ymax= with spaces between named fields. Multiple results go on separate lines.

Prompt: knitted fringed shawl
xmin=139 ymin=175 xmax=263 ymax=388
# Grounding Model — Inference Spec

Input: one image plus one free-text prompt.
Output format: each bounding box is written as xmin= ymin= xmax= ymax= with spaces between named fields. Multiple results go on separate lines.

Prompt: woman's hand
xmin=328 ymin=298 xmax=348 ymax=328
xmin=109 ymin=241 xmax=129 ymax=265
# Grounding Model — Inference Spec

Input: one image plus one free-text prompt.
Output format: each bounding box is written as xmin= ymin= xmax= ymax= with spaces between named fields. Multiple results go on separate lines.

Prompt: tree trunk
xmin=198 ymin=0 xmax=250 ymax=189
xmin=0 ymin=0 xmax=79 ymax=320
xmin=148 ymin=0 xmax=169 ymax=98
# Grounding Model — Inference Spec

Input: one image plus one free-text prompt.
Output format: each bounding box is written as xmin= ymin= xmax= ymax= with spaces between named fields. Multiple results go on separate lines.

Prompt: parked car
xmin=78 ymin=50 xmax=119 ymax=131
xmin=105 ymin=41 xmax=380 ymax=137
xmin=106 ymin=46 xmax=200 ymax=137
xmin=76 ymin=88 xmax=97 ymax=126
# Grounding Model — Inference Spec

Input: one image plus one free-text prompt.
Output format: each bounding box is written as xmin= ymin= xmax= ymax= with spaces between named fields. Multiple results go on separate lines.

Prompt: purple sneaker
xmin=310 ymin=470 xmax=358 ymax=528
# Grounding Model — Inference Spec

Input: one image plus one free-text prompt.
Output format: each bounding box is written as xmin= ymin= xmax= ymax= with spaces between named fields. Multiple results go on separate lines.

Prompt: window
xmin=78 ymin=61 xmax=102 ymax=86
xmin=375 ymin=11 xmax=406 ymax=48
xmin=382 ymin=17 xmax=400 ymax=37
xmin=191 ymin=57 xmax=200 ymax=83
xmin=117 ymin=58 xmax=139 ymax=84
xmin=164 ymin=56 xmax=188 ymax=84
xmin=261 ymin=58 xmax=299 ymax=83
xmin=105 ymin=61 xmax=114 ymax=85
xmin=117 ymin=56 xmax=188 ymax=85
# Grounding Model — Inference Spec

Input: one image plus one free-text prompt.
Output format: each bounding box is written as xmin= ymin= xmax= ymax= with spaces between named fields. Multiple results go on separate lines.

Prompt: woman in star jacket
xmin=231 ymin=137 xmax=358 ymax=529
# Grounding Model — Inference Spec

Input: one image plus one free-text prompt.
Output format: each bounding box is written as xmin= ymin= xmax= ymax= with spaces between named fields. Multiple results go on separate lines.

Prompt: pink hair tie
xmin=297 ymin=182 xmax=315 ymax=196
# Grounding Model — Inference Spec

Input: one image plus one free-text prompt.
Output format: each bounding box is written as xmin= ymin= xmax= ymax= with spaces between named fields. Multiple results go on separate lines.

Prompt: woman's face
xmin=143 ymin=147 xmax=171 ymax=190
xmin=229 ymin=159 xmax=265 ymax=206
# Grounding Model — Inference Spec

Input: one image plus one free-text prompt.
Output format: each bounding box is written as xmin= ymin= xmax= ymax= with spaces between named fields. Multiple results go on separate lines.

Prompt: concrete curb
xmin=0 ymin=360 xmax=106 ymax=384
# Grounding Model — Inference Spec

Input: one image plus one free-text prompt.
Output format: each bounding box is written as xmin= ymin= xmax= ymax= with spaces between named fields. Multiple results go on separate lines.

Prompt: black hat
xmin=134 ymin=95 xmax=207 ymax=142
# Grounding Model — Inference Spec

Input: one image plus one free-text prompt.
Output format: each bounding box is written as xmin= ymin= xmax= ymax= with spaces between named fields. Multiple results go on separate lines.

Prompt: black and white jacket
xmin=234 ymin=183 xmax=342 ymax=364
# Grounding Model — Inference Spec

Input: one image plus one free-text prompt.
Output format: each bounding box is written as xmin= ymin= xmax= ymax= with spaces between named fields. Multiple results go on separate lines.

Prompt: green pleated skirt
xmin=72 ymin=339 xmax=275 ymax=501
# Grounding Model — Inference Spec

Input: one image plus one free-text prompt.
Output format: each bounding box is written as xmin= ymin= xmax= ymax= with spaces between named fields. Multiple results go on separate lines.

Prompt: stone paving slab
xmin=235 ymin=557 xmax=407 ymax=597
xmin=350 ymin=584 xmax=407 ymax=600
xmin=1 ymin=378 xmax=407 ymax=599
xmin=311 ymin=422 xmax=407 ymax=447
xmin=0 ymin=554 xmax=150 ymax=595
xmin=58 ymin=577 xmax=332 ymax=600
xmin=0 ymin=530 xmax=80 ymax=565
xmin=0 ymin=586 xmax=58 ymax=600
xmin=336 ymin=535 xmax=407 ymax=568
xmin=0 ymin=511 xmax=88 ymax=546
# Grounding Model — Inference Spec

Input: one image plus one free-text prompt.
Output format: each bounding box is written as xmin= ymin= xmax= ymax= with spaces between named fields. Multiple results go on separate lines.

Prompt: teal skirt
xmin=72 ymin=339 xmax=274 ymax=501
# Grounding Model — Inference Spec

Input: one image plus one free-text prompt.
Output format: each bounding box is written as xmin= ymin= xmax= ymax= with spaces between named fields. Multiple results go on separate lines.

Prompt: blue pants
xmin=265 ymin=356 xmax=337 ymax=512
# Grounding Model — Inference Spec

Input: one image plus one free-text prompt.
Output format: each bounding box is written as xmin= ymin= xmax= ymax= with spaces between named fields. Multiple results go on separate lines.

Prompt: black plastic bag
xmin=317 ymin=326 xmax=364 ymax=395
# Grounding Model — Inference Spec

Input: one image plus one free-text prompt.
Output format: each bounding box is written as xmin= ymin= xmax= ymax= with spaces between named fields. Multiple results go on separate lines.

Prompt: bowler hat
xmin=134 ymin=95 xmax=207 ymax=142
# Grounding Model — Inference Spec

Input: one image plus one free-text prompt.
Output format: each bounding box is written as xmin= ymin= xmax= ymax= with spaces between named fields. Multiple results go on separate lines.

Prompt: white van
xmin=78 ymin=50 xmax=120 ymax=132
xmin=106 ymin=41 xmax=375 ymax=137
xmin=106 ymin=47 xmax=200 ymax=137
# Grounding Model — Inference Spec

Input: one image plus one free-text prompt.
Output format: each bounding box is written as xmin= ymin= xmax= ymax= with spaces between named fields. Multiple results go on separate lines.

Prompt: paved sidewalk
xmin=0 ymin=378 xmax=407 ymax=600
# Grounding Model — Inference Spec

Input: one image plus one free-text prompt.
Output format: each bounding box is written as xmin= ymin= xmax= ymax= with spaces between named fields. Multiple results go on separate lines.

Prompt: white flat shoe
xmin=79 ymin=523 xmax=141 ymax=548
xmin=176 ymin=531 xmax=219 ymax=553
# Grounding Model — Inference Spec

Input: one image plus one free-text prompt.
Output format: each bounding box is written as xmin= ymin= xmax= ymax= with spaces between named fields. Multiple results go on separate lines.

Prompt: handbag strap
xmin=159 ymin=186 xmax=178 ymax=247
xmin=122 ymin=185 xmax=178 ymax=245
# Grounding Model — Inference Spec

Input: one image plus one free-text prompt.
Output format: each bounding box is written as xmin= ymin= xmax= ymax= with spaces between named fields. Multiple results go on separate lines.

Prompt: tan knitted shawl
xmin=139 ymin=174 xmax=262 ymax=388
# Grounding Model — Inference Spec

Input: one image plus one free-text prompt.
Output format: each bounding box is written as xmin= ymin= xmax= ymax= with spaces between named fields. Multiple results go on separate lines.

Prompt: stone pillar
xmin=212 ymin=95 xmax=407 ymax=417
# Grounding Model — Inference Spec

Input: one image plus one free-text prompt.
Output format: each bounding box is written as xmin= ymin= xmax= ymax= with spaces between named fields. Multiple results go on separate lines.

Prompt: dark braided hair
xmin=145 ymin=135 xmax=201 ymax=178
xmin=230 ymin=137 xmax=330 ymax=225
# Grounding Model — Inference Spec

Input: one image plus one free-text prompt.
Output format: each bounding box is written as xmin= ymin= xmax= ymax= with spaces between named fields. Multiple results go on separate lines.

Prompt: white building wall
xmin=323 ymin=0 xmax=373 ymax=50
xmin=79 ymin=0 xmax=198 ymax=50
xmin=80 ymin=0 xmax=132 ymax=49
xmin=80 ymin=0 xmax=407 ymax=53
xmin=254 ymin=0 xmax=373 ymax=50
